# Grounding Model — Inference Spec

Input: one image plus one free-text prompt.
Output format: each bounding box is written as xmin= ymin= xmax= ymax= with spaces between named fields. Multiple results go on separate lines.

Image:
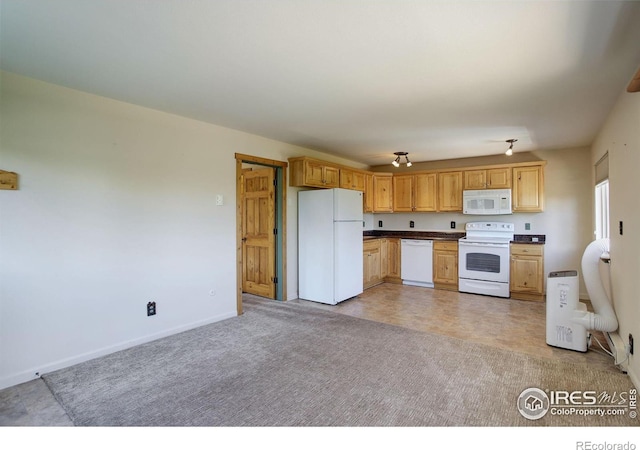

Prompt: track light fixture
xmin=392 ymin=151 xmax=411 ymax=167
xmin=505 ymin=139 xmax=517 ymax=156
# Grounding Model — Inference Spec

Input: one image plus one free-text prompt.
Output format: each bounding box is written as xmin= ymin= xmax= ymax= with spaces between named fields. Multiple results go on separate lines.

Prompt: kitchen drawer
xmin=364 ymin=239 xmax=380 ymax=252
xmin=434 ymin=240 xmax=458 ymax=251
xmin=510 ymin=243 xmax=543 ymax=256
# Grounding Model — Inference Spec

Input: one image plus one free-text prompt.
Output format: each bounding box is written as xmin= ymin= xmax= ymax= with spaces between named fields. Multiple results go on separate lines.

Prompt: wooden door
xmin=386 ymin=238 xmax=401 ymax=281
xmin=363 ymin=240 xmax=381 ymax=289
xmin=510 ymin=256 xmax=543 ymax=293
xmin=393 ymin=175 xmax=414 ymax=212
xmin=414 ymin=172 xmax=437 ymax=211
xmin=464 ymin=170 xmax=487 ymax=189
xmin=323 ymin=166 xmax=340 ymax=187
xmin=242 ymin=168 xmax=276 ymax=298
xmin=351 ymin=171 xmax=366 ymax=191
xmin=304 ymin=160 xmax=326 ymax=187
xmin=433 ymin=250 xmax=458 ymax=284
xmin=433 ymin=241 xmax=458 ymax=289
xmin=340 ymin=169 xmax=355 ymax=190
xmin=513 ymin=166 xmax=544 ymax=212
xmin=373 ymin=174 xmax=393 ymax=212
xmin=486 ymin=168 xmax=511 ymax=188
xmin=363 ymin=173 xmax=374 ymax=212
xmin=438 ymin=171 xmax=463 ymax=211
xmin=380 ymin=239 xmax=389 ymax=279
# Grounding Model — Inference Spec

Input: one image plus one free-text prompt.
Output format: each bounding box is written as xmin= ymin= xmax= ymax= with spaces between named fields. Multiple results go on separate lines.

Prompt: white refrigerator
xmin=298 ymin=188 xmax=363 ymax=305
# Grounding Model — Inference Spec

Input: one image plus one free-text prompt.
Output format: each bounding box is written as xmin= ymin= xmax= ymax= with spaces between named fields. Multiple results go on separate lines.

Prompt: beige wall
xmin=591 ymin=88 xmax=640 ymax=388
xmin=0 ymin=72 xmax=363 ymax=389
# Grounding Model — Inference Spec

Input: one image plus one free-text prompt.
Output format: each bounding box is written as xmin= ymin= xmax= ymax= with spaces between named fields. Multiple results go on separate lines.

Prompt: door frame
xmin=235 ymin=153 xmax=288 ymax=315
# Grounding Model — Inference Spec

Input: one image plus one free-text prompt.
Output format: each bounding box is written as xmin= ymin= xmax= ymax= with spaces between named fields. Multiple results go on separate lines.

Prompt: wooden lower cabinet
xmin=433 ymin=241 xmax=458 ymax=291
xmin=363 ymin=238 xmax=402 ymax=289
xmin=510 ymin=244 xmax=545 ymax=301
xmin=363 ymin=239 xmax=382 ymax=289
xmin=385 ymin=238 xmax=402 ymax=283
xmin=365 ymin=238 xmax=463 ymax=291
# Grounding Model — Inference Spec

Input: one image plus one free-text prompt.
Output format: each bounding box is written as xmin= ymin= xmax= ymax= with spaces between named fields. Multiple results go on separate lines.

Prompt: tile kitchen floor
xmin=1 ymin=283 xmax=623 ymax=426
xmin=292 ymin=283 xmax=620 ymax=373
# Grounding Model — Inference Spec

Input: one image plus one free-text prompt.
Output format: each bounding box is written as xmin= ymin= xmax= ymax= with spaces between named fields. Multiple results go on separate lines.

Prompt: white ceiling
xmin=2 ymin=1 xmax=640 ymax=166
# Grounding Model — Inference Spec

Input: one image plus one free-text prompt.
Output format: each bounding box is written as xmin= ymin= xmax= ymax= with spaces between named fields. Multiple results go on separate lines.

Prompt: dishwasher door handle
xmin=401 ymin=239 xmax=433 ymax=246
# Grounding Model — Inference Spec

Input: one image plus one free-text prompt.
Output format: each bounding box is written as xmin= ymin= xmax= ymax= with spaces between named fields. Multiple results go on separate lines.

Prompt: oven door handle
xmin=459 ymin=242 xmax=509 ymax=248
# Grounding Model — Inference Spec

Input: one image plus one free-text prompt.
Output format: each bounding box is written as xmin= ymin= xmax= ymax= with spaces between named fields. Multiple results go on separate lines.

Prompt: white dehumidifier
xmin=546 ymin=270 xmax=589 ymax=352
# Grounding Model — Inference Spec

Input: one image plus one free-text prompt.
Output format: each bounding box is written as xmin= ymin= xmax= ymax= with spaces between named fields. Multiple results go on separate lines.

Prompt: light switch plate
xmin=216 ymin=194 xmax=224 ymax=206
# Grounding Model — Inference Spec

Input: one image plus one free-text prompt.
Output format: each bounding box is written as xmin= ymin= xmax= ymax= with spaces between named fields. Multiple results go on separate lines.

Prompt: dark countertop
xmin=512 ymin=234 xmax=546 ymax=244
xmin=363 ymin=230 xmax=465 ymax=241
xmin=364 ymin=231 xmax=546 ymax=244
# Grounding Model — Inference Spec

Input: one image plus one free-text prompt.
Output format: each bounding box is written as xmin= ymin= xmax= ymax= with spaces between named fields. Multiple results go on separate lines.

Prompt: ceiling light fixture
xmin=505 ymin=139 xmax=517 ymax=156
xmin=392 ymin=151 xmax=411 ymax=167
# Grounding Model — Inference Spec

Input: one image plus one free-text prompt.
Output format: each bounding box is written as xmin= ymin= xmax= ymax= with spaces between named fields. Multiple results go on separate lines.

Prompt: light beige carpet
xmin=42 ymin=297 xmax=638 ymax=426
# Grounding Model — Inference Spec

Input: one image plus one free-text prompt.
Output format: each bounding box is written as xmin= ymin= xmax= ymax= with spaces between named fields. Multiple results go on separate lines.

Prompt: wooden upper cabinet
xmin=464 ymin=168 xmax=511 ymax=189
xmin=463 ymin=170 xmax=486 ymax=190
xmin=289 ymin=157 xmax=340 ymax=188
xmin=437 ymin=171 xmax=463 ymax=211
xmin=393 ymin=172 xmax=437 ymax=212
xmin=513 ymin=165 xmax=544 ymax=212
xmin=289 ymin=156 xmax=544 ymax=215
xmin=487 ymin=168 xmax=512 ymax=189
xmin=363 ymin=172 xmax=374 ymax=213
xmin=373 ymin=173 xmax=393 ymax=212
xmin=340 ymin=168 xmax=366 ymax=191
xmin=392 ymin=175 xmax=414 ymax=212
xmin=415 ymin=173 xmax=437 ymax=211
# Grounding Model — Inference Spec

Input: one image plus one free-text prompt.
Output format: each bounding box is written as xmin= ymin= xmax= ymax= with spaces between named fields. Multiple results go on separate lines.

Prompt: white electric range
xmin=458 ymin=222 xmax=514 ymax=298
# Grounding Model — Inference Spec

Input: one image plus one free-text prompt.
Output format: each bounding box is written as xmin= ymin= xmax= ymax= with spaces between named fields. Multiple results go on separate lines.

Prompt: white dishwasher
xmin=401 ymin=239 xmax=434 ymax=288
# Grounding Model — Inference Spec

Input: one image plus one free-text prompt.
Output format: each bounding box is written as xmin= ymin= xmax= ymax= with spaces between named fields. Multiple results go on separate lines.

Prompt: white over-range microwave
xmin=463 ymin=189 xmax=512 ymax=215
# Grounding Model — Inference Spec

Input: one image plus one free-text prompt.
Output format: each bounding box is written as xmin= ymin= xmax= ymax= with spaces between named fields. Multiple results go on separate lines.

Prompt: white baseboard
xmin=0 ymin=311 xmax=237 ymax=391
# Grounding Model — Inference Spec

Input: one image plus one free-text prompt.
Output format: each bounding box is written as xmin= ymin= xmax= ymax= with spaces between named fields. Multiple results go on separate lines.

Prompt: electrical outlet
xmin=409 ymin=221 xmax=415 ymax=228
xmin=147 ymin=301 xmax=156 ymax=317
xmin=629 ymin=333 xmax=634 ymax=355
xmin=378 ymin=220 xmax=383 ymax=228
xmin=525 ymin=223 xmax=531 ymax=231
xmin=450 ymin=221 xmax=456 ymax=229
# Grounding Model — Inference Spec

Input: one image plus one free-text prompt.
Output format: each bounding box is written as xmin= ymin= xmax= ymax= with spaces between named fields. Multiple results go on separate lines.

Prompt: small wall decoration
xmin=0 ymin=170 xmax=18 ymax=190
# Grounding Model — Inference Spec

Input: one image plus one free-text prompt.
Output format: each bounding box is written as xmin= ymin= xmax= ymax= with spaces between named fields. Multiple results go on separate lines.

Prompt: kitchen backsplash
xmin=365 ymin=212 xmax=546 ymax=234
